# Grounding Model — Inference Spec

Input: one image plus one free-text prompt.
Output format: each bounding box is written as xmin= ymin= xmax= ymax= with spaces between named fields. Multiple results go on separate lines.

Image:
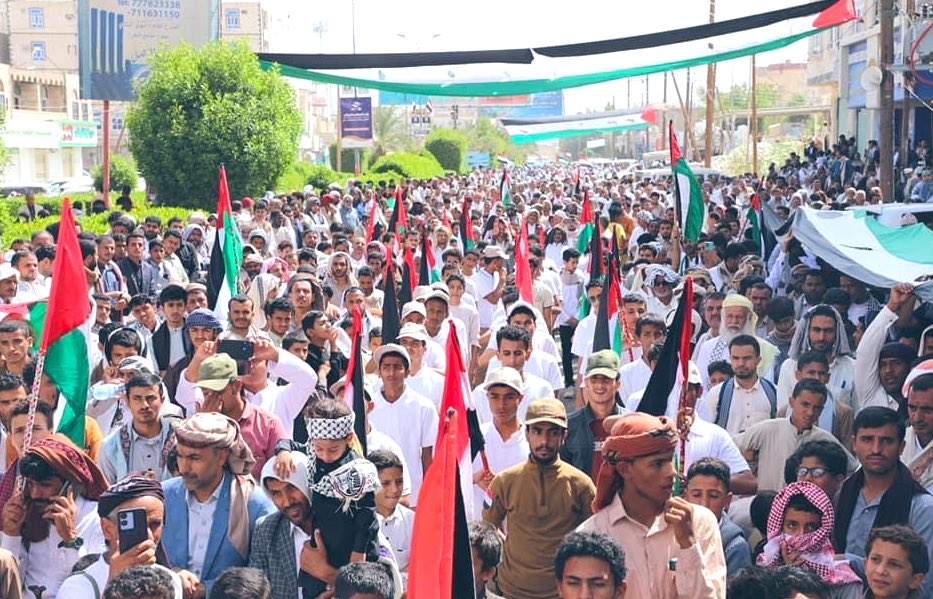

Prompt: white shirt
xmin=571 ymin=313 xmax=620 ymax=378
xmin=449 ymin=303 xmax=480 ymax=348
xmin=486 ymin=353 xmax=563 ymax=392
xmin=185 ymin=482 xmax=223 ymax=578
xmin=0 ymin=496 xmax=106 ymax=599
xmin=379 ymin=504 xmax=416 ymax=571
xmin=407 ymin=366 xmax=447 ymax=410
xmin=473 ymin=268 xmax=500 ymax=328
xmin=369 ymin=386 xmax=439 ymax=505
xmin=292 ymin=522 xmax=311 ymax=592
xmin=427 ymin=316 xmax=470 ymax=368
xmin=683 ymin=417 xmax=751 ymax=474
xmin=705 ymin=378 xmax=773 ymax=435
xmin=619 ymin=358 xmax=652 ymax=401
xmin=57 ymin=559 xmax=184 ymax=599
xmin=471 ymin=421 xmax=529 ymax=520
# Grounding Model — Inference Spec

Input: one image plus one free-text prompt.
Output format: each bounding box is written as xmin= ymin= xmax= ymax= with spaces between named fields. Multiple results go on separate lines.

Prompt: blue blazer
xmin=162 ymin=471 xmax=275 ymax=591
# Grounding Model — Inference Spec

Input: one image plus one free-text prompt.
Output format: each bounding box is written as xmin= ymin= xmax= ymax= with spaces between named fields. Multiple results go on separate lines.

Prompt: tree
xmin=425 ymin=128 xmax=467 ymax=172
xmin=92 ymin=154 xmax=138 ymax=192
xmin=373 ymin=106 xmax=413 ymax=158
xmin=126 ymin=41 xmax=302 ymax=208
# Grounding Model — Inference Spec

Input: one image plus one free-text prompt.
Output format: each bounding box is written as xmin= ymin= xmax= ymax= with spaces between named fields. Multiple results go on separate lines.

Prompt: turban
xmin=644 ymin=264 xmax=680 ymax=286
xmin=903 ymin=359 xmax=933 ymax=397
xmin=25 ymin=434 xmax=110 ymax=500
xmin=175 ymin=413 xmax=255 ymax=560
xmin=758 ymin=482 xmax=860 ymax=586
xmin=592 ymin=413 xmax=677 ymax=512
xmin=722 ymin=293 xmax=753 ymax=312
xmin=98 ymin=475 xmax=165 ymax=518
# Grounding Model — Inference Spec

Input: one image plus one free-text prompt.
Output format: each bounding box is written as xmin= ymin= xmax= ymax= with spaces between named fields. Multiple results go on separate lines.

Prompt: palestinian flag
xmin=747 ymin=192 xmax=764 ymax=257
xmin=592 ymin=247 xmax=621 ymax=354
xmin=459 ymin=197 xmax=475 ymax=250
xmin=575 ymin=189 xmax=595 ymax=253
xmin=366 ymin=197 xmax=383 ymax=242
xmin=499 ymin=168 xmax=512 ymax=207
xmin=387 ymin=185 xmax=408 ymax=239
xmin=638 ymin=277 xmax=695 ymax=418
xmin=419 ymin=228 xmax=441 ymax=285
xmin=208 ymin=165 xmax=243 ymax=323
xmin=400 ymin=245 xmax=417 ymax=305
xmin=577 ymin=216 xmax=605 ymax=320
xmin=36 ymin=200 xmax=91 ymax=447
xmin=514 ymin=217 xmax=534 ymax=303
xmin=381 ymin=259 xmax=401 ymax=345
xmin=670 ymin=122 xmax=704 ymax=243
xmin=343 ymin=307 xmax=368 ymax=456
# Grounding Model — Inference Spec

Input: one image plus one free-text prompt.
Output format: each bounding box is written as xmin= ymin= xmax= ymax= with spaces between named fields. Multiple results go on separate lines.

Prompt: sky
xmin=261 ymin=0 xmax=810 ymax=114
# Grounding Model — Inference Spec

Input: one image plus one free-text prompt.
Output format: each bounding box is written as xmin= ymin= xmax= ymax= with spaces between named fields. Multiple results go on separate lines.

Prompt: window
xmin=111 ymin=116 xmax=123 ymax=131
xmin=30 ymin=41 xmax=46 ymax=62
xmin=28 ymin=7 xmax=43 ymax=29
xmin=225 ymin=9 xmax=240 ymax=30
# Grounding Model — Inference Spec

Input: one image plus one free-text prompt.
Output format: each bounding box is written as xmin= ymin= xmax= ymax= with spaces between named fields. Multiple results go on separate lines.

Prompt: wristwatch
xmin=58 ymin=536 xmax=84 ymax=550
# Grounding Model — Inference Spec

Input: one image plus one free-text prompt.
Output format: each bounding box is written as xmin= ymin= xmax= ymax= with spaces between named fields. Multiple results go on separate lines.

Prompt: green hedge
xmin=92 ymin=155 xmax=139 ymax=193
xmin=328 ymin=144 xmax=372 ymax=173
xmin=425 ymin=128 xmax=467 ymax=172
xmin=369 ymin=152 xmax=445 ymax=179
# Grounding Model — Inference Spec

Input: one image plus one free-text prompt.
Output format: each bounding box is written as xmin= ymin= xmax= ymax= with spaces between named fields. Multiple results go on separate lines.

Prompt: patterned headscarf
xmin=592 ymin=413 xmax=678 ymax=512
xmin=25 ymin=434 xmax=110 ymax=500
xmin=758 ymin=482 xmax=861 ymax=586
xmin=174 ymin=413 xmax=255 ymax=560
xmin=788 ymin=304 xmax=853 ymax=361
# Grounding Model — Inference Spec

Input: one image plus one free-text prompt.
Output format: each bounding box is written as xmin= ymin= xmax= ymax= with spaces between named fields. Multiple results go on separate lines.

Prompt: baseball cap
xmin=195 ymin=354 xmax=238 ymax=391
xmin=486 ymin=367 xmax=523 ymax=394
xmin=401 ymin=301 xmax=426 ymax=320
xmin=525 ymin=397 xmax=568 ymax=429
xmin=483 ymin=245 xmax=506 ymax=260
xmin=373 ymin=343 xmax=411 ymax=368
xmin=397 ymin=323 xmax=429 ymax=343
xmin=586 ymin=350 xmax=620 ymax=379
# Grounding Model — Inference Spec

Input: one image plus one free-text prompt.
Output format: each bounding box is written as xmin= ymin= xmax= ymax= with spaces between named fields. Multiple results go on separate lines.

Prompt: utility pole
xmin=879 ymin=0 xmax=895 ymax=203
xmin=704 ymin=0 xmax=716 ymax=167
xmin=751 ymin=55 xmax=758 ymax=177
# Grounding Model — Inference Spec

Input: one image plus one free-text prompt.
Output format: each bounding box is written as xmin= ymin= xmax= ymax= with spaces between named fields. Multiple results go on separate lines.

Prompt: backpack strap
xmin=80 ymin=570 xmax=100 ymax=599
xmin=714 ymin=378 xmax=736 ymax=429
xmin=761 ymin=378 xmax=778 ymax=419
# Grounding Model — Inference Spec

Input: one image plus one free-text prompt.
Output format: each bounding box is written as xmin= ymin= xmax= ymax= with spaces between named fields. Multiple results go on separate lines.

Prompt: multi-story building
xmin=1 ymin=0 xmax=96 ymax=183
xmin=221 ymin=1 xmax=266 ymax=53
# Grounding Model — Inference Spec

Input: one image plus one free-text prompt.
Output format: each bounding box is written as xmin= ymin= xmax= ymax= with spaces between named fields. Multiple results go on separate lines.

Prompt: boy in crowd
xmin=684 ymin=457 xmax=752 ymax=579
xmin=864 ymin=525 xmax=929 ymax=599
xmin=369 ymin=449 xmax=415 ymax=573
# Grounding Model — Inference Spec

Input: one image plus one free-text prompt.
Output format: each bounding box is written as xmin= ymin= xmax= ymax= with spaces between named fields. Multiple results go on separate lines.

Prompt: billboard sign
xmin=77 ymin=0 xmax=218 ymax=100
xmin=340 ymin=97 xmax=374 ymax=148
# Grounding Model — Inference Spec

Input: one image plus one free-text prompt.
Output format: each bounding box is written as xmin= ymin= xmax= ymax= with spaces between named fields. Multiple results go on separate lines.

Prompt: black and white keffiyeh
xmin=309 ymin=456 xmax=379 ymax=513
xmin=306 ymin=414 xmax=355 ymax=440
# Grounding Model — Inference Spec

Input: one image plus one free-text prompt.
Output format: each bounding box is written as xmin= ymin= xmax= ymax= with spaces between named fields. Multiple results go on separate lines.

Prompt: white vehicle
xmin=49 ymin=170 xmax=95 ymax=195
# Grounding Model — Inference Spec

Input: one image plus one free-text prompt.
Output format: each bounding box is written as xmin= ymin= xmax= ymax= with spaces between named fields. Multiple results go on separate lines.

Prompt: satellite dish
xmin=861 ymin=66 xmax=883 ymax=90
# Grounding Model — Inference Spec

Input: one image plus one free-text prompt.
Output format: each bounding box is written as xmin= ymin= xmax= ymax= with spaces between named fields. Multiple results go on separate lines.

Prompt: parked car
xmin=49 ymin=171 xmax=95 ymax=196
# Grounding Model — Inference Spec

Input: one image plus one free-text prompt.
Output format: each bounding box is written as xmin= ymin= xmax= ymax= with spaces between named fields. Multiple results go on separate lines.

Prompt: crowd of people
xmin=0 ymin=148 xmax=930 ymax=599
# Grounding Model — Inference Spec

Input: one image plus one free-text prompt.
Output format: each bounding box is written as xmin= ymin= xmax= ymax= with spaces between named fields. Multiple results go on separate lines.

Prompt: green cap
xmin=196 ymin=354 xmax=238 ymax=391
xmin=586 ymin=350 xmax=620 ymax=379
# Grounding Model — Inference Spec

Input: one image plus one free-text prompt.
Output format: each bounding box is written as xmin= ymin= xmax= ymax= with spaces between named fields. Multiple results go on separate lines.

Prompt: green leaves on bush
xmin=425 ymin=128 xmax=467 ymax=172
xmin=369 ymin=152 xmax=445 ymax=180
xmin=92 ymin=154 xmax=139 ymax=193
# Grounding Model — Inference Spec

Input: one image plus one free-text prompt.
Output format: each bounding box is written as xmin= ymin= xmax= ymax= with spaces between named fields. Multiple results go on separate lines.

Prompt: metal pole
xmin=336 ymin=90 xmax=343 ymax=173
xmin=879 ymin=0 xmax=895 ymax=203
xmin=704 ymin=0 xmax=716 ymax=167
xmin=102 ymin=100 xmax=111 ymax=207
xmin=751 ymin=55 xmax=759 ymax=177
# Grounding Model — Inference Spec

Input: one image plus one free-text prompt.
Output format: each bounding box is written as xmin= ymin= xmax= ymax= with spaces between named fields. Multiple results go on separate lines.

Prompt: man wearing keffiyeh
xmin=579 ymin=412 xmax=727 ymax=599
xmin=159 ymin=412 xmax=275 ymax=597
xmin=758 ymin=481 xmax=861 ymax=596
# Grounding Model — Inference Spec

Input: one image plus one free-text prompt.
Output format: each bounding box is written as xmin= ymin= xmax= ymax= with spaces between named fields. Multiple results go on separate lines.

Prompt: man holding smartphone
xmin=57 ymin=476 xmax=184 ymax=598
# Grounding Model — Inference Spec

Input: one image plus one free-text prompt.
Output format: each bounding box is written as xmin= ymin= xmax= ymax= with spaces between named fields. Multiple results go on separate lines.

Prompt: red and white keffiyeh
xmin=758 ymin=481 xmax=861 ymax=586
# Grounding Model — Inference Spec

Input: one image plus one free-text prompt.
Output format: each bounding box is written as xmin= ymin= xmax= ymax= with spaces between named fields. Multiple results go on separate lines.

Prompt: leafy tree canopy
xmin=127 ymin=41 xmax=302 ymax=209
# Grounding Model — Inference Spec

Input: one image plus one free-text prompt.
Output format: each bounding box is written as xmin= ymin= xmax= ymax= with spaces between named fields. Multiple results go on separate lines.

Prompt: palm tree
xmin=373 ymin=106 xmax=413 ymax=158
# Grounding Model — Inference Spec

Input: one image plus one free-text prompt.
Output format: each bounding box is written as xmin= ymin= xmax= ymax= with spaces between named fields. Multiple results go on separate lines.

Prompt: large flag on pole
xmin=208 ymin=166 xmax=243 ymax=323
xmin=575 ymin=189 xmax=595 ymax=253
xmin=381 ymin=260 xmax=401 ymax=345
xmin=342 ymin=307 xmax=368 ymax=456
xmin=388 ymin=186 xmax=409 ymax=238
xmin=407 ymin=408 xmax=475 ymax=599
xmin=418 ymin=228 xmax=441 ymax=285
xmin=499 ymin=168 xmax=512 ymax=207
xmin=37 ymin=200 xmax=91 ymax=447
xmin=638 ymin=277 xmax=695 ymax=417
xmin=459 ymin=198 xmax=475 ymax=251
xmin=400 ymin=246 xmax=416 ymax=306
xmin=747 ymin=192 xmax=764 ymax=257
xmin=514 ymin=218 xmax=534 ymax=303
xmin=669 ymin=122 xmax=704 ymax=243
